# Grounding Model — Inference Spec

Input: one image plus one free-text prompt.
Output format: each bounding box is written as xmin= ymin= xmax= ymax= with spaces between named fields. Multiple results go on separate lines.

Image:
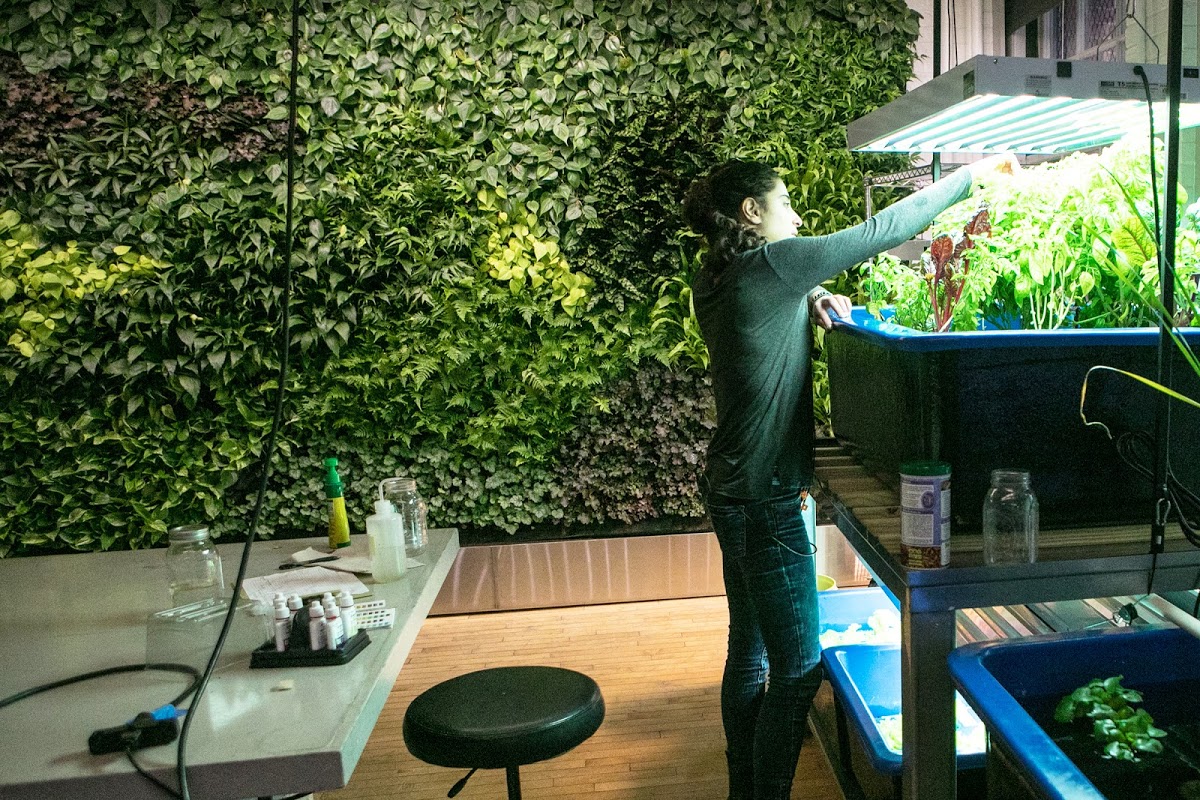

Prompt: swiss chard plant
xmin=922 ymin=206 xmax=990 ymax=332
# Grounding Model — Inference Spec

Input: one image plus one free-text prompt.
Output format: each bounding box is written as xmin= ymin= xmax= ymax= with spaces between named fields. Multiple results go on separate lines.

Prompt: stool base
xmin=506 ymin=765 xmax=521 ymax=800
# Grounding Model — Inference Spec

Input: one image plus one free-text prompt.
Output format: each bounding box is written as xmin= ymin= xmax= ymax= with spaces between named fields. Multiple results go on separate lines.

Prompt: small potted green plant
xmin=1055 ymin=675 xmax=1169 ymax=763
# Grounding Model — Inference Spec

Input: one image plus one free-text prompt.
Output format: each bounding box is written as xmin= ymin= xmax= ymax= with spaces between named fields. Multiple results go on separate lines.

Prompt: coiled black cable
xmin=0 ymin=662 xmax=202 ymax=798
xmin=0 ymin=662 xmax=201 ymax=711
xmin=1116 ymin=429 xmax=1200 ymax=548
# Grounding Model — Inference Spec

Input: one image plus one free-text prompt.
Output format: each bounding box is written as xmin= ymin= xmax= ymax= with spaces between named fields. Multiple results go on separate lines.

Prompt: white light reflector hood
xmin=847 ymin=55 xmax=1200 ymax=154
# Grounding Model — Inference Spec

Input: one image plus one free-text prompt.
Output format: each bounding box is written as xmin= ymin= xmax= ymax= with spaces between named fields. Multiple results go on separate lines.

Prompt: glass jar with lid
xmin=381 ymin=477 xmax=428 ymax=557
xmin=166 ymin=524 xmax=225 ymax=607
xmin=982 ymin=470 xmax=1039 ymax=565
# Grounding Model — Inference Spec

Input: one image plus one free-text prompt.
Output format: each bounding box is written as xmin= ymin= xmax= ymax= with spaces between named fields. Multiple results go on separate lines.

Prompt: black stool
xmin=403 ymin=666 xmax=605 ymax=799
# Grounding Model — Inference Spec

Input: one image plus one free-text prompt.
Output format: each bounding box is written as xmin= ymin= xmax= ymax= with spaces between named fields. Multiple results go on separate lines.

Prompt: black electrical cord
xmin=948 ymin=0 xmax=958 ymax=67
xmin=0 ymin=662 xmax=201 ymax=710
xmin=1132 ymin=66 xmax=1164 ymax=284
xmin=1116 ymin=430 xmax=1200 ymax=547
xmin=1128 ymin=65 xmax=1169 ymax=596
xmin=127 ymin=745 xmax=184 ymax=799
xmin=0 ymin=663 xmax=200 ymax=799
xmin=1114 ymin=427 xmax=1200 ymax=599
xmin=173 ymin=0 xmax=302 ymax=795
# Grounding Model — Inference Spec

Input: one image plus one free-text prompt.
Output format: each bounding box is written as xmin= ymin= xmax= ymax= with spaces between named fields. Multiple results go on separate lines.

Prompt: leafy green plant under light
xmin=1055 ymin=675 xmax=1168 ymax=762
xmin=866 ymin=139 xmax=1200 ymax=333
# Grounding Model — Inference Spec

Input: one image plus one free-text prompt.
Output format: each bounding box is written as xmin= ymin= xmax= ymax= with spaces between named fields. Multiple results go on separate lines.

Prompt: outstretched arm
xmin=767 ymin=154 xmax=1018 ymax=293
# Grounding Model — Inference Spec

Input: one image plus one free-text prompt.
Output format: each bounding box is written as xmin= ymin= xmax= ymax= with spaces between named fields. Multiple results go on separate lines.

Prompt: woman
xmin=681 ymin=154 xmax=1015 ymax=800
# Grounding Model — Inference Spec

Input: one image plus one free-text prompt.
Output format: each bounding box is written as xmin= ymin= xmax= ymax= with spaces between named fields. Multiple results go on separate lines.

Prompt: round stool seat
xmin=403 ymin=666 xmax=605 ymax=770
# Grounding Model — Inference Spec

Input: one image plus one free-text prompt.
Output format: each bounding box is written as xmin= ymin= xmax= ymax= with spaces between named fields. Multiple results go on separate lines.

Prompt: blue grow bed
xmin=824 ymin=643 xmax=987 ymax=775
xmin=827 ymin=307 xmax=1200 ymax=529
xmin=833 ymin=307 xmax=1197 ymax=352
xmin=949 ymin=627 xmax=1200 ymax=800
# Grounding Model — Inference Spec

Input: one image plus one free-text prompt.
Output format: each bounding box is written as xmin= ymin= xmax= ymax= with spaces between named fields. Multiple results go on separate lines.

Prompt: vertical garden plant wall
xmin=0 ymin=0 xmax=917 ymax=554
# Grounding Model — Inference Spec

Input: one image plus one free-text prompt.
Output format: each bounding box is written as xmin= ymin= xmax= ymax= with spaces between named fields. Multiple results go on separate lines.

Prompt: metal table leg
xmin=901 ymin=606 xmax=957 ymax=800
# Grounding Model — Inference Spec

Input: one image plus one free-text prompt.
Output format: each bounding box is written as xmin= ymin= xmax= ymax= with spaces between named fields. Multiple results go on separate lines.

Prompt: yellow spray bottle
xmin=324 ymin=457 xmax=351 ymax=549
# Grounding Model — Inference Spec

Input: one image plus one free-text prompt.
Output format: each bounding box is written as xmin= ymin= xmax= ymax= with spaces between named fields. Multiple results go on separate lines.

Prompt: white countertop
xmin=0 ymin=529 xmax=459 ymax=800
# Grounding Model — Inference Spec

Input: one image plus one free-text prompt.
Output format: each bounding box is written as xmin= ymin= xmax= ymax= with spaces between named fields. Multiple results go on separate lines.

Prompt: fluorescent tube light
xmin=848 ymin=55 xmax=1200 ymax=155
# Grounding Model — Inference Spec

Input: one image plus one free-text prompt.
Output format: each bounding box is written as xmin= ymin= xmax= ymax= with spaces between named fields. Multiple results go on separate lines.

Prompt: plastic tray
xmin=817 ymin=586 xmax=900 ymax=646
xmin=823 ymin=643 xmax=987 ymax=775
xmin=949 ymin=626 xmax=1200 ymax=800
xmin=250 ymin=630 xmax=371 ymax=668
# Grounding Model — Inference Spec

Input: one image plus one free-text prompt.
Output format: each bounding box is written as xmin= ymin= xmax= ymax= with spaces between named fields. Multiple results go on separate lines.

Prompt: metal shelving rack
xmin=836 ymin=4 xmax=1196 ymax=798
xmin=813 ymin=448 xmax=1200 ymax=800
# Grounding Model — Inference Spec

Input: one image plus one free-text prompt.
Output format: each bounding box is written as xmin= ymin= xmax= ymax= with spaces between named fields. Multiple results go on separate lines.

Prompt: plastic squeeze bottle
xmin=325 ymin=457 xmax=351 ymax=549
xmin=366 ymin=482 xmax=407 ymax=582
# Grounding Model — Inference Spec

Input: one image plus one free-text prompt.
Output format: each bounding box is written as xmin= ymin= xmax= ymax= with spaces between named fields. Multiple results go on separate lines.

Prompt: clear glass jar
xmin=166 ymin=524 xmax=225 ymax=606
xmin=982 ymin=470 xmax=1039 ymax=565
xmin=381 ymin=477 xmax=428 ymax=556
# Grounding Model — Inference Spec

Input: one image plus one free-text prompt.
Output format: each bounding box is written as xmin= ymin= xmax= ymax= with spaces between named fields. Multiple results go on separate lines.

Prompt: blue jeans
xmin=706 ymin=489 xmax=824 ymax=800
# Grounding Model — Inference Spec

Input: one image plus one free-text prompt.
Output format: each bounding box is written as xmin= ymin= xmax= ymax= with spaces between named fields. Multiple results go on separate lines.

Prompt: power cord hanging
xmin=1125 ymin=64 xmax=1186 ymax=595
xmin=1132 ymin=66 xmax=1163 ymax=280
xmin=1115 ymin=430 xmax=1200 ymax=547
xmin=174 ymin=0 xmax=302 ymax=795
xmin=127 ymin=745 xmax=185 ymax=799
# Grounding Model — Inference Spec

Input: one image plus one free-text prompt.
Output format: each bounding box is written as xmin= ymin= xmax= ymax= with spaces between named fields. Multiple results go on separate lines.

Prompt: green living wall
xmin=0 ymin=0 xmax=916 ymax=554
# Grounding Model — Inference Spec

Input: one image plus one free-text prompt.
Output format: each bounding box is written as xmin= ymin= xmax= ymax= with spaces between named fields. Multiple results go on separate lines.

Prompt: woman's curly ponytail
xmin=681 ymin=160 xmax=781 ymax=281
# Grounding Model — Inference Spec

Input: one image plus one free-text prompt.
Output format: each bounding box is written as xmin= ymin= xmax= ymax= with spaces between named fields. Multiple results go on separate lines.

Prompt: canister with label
xmin=899 ymin=461 xmax=951 ymax=569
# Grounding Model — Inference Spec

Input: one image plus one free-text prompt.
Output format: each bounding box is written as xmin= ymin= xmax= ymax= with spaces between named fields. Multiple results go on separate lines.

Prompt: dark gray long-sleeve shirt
xmin=694 ymin=167 xmax=974 ymax=499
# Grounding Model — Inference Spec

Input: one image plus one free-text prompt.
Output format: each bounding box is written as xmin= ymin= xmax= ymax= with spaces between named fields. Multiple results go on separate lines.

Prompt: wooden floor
xmin=316 ymin=595 xmax=843 ymax=800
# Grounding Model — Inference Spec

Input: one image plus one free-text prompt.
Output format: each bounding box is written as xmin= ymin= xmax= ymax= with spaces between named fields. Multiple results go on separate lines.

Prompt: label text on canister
xmin=900 ymin=470 xmax=951 ymax=569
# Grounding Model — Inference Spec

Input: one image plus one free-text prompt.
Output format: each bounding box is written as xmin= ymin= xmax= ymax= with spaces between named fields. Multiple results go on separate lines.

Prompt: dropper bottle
xmin=365 ymin=481 xmax=407 ymax=582
xmin=273 ymin=600 xmax=291 ymax=652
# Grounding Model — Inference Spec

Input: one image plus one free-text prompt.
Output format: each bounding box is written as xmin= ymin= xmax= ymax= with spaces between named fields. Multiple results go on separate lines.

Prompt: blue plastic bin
xmin=827 ymin=307 xmax=1200 ymax=530
xmin=949 ymin=627 xmax=1200 ymax=800
xmin=823 ymin=644 xmax=987 ymax=776
xmin=817 ymin=586 xmax=900 ymax=647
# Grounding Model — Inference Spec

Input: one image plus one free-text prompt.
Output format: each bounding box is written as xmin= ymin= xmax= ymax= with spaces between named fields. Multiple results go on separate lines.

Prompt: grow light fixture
xmin=848 ymin=55 xmax=1200 ymax=155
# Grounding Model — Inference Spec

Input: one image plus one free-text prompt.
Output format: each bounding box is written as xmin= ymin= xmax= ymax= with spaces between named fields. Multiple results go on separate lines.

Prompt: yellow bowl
xmin=816 ymin=574 xmax=837 ymax=592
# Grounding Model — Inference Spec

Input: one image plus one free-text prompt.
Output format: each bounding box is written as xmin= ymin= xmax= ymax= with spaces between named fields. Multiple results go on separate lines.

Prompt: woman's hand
xmin=969 ymin=153 xmax=1021 ymax=180
xmin=810 ymin=292 xmax=852 ymax=330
